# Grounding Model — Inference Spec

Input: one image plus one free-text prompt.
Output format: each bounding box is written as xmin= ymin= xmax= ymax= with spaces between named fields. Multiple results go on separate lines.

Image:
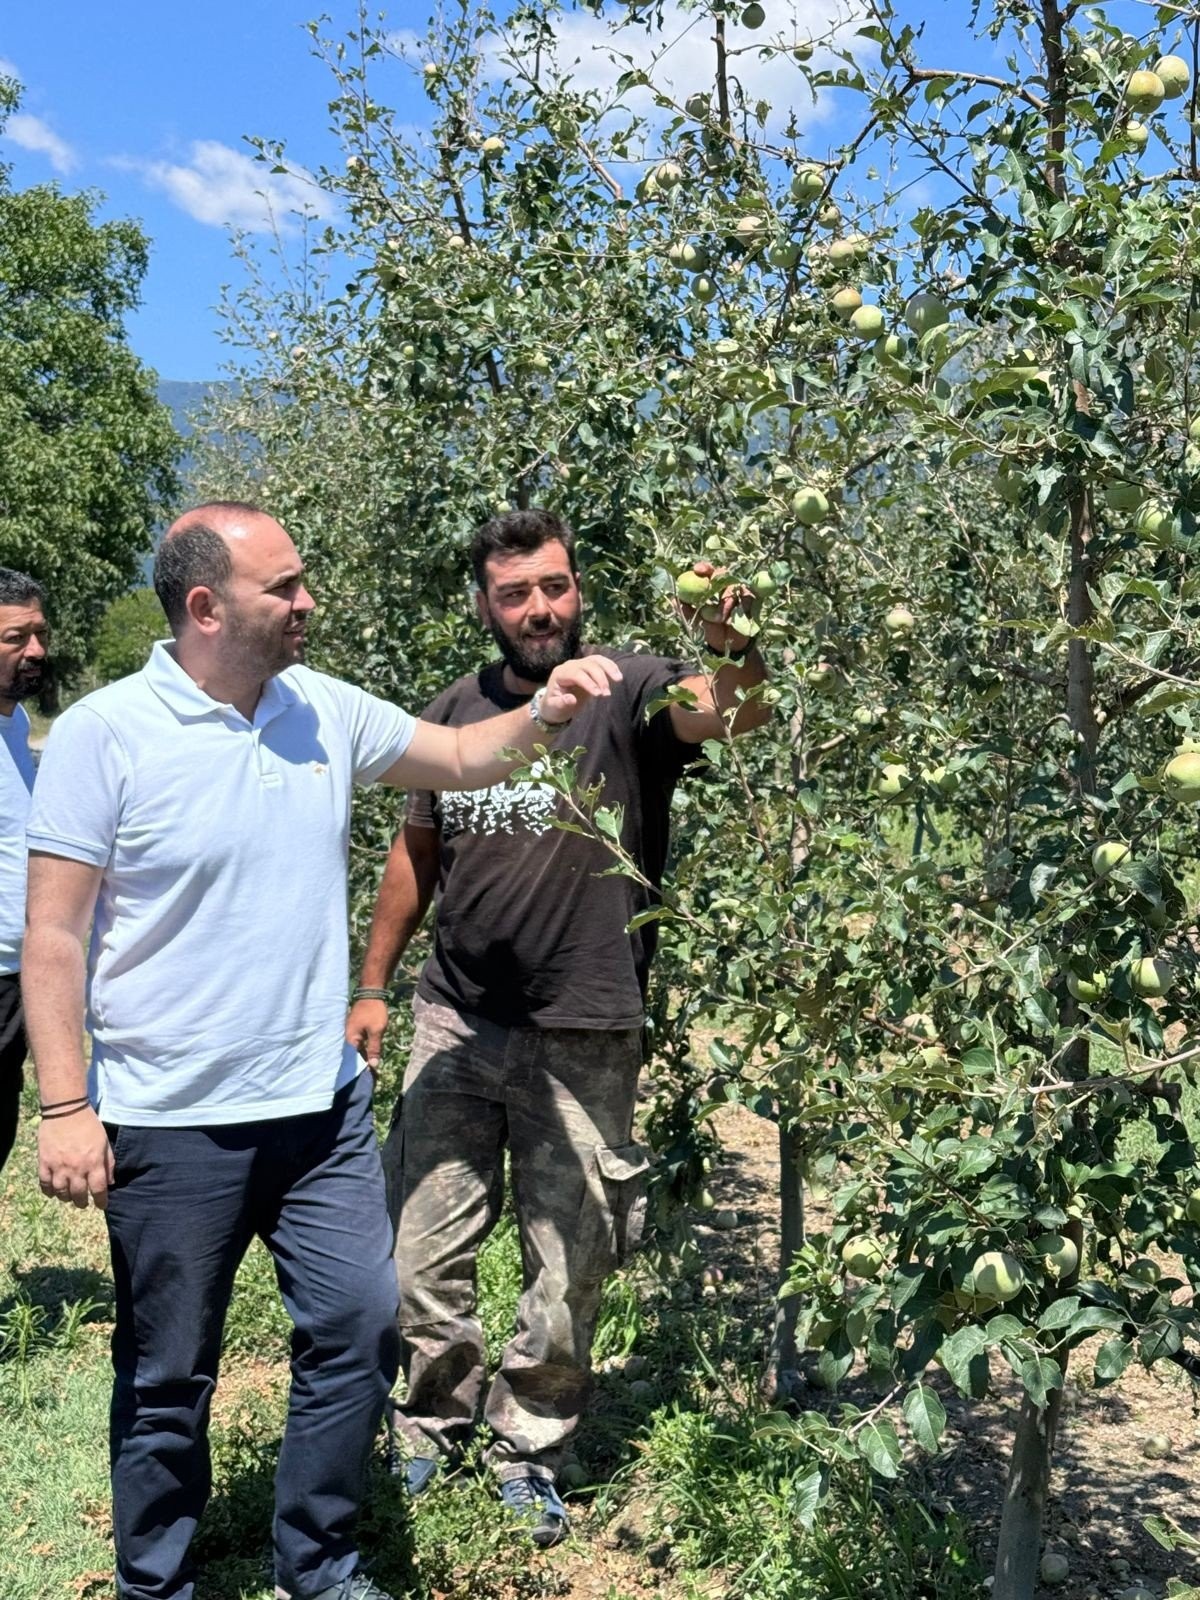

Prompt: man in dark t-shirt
xmin=345 ymin=509 xmax=770 ymax=1545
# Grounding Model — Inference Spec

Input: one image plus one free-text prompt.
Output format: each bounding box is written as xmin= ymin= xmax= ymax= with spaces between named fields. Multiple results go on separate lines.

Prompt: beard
xmin=488 ymin=611 xmax=582 ymax=684
xmin=0 ymin=661 xmax=44 ymax=703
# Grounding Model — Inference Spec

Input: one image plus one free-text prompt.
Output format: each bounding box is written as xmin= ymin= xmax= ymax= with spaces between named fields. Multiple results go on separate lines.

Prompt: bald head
xmin=154 ymin=501 xmax=271 ymax=632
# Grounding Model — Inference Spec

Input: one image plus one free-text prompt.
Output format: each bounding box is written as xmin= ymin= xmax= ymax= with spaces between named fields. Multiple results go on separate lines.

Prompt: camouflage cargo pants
xmin=383 ymin=997 xmax=651 ymax=1483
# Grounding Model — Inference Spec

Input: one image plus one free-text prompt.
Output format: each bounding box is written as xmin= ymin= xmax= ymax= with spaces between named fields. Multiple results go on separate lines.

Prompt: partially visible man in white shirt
xmin=23 ymin=502 xmax=621 ymax=1600
xmin=0 ymin=567 xmax=47 ymax=1174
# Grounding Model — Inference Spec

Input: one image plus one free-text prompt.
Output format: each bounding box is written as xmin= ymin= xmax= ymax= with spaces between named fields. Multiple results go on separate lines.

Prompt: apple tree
xmin=190 ymin=2 xmax=1200 ymax=1593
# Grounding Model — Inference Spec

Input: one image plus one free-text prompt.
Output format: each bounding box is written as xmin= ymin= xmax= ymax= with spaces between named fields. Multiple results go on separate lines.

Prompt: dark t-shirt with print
xmin=408 ymin=647 xmax=694 ymax=1030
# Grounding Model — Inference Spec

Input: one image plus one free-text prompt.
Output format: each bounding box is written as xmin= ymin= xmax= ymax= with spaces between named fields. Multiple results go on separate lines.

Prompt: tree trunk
xmin=761 ymin=1119 xmax=804 ymax=1403
xmin=992 ymin=1381 xmax=1066 ymax=1600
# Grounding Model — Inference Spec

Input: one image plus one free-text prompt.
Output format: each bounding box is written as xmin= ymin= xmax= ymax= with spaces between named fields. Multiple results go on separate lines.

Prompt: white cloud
xmin=4 ymin=111 xmax=78 ymax=174
xmin=492 ymin=0 xmax=869 ymax=139
xmin=0 ymin=57 xmax=20 ymax=81
xmin=118 ymin=140 xmax=336 ymax=233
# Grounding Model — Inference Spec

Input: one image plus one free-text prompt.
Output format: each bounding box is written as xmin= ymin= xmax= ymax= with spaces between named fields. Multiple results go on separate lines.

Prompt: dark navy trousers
xmin=104 ymin=1070 xmax=400 ymax=1600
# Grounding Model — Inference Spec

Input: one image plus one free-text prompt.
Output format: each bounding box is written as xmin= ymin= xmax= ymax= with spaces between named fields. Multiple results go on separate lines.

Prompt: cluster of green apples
xmin=674 ymin=558 xmax=778 ymax=609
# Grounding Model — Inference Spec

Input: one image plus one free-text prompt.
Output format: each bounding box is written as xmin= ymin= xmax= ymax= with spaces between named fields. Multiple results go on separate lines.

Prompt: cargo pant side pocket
xmin=578 ymin=1142 xmax=653 ymax=1280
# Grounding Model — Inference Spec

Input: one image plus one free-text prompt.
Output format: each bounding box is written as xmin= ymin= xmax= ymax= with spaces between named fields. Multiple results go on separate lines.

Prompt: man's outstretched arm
xmin=345 ymin=822 xmax=440 ymax=1071
xmin=380 ymin=654 xmax=622 ymax=789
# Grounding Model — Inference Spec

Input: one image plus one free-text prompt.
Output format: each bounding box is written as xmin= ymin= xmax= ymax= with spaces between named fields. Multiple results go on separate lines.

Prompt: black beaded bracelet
xmin=352 ymin=987 xmax=392 ymax=1002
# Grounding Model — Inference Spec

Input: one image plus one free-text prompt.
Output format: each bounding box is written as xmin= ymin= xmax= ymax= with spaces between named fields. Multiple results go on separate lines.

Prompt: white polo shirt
xmin=27 ymin=642 xmax=416 ymax=1125
xmin=0 ymin=704 xmax=36 ymax=975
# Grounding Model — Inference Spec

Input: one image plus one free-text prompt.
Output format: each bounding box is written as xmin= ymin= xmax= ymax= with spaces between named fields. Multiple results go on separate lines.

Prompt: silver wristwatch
xmin=529 ymin=686 xmax=569 ymax=734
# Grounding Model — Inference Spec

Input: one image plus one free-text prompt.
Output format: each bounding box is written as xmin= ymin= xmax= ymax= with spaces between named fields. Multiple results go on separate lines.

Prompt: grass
xmin=0 ymin=1077 xmax=994 ymax=1600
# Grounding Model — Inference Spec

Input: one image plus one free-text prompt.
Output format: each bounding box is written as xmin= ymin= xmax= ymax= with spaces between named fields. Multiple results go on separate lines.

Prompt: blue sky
xmin=0 ymin=2 xmax=1164 ymax=381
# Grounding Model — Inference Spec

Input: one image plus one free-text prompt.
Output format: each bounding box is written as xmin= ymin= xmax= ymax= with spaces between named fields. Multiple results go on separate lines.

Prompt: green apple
xmin=841 ymin=1237 xmax=885 ymax=1278
xmin=748 ymin=570 xmax=777 ymax=598
xmin=876 ymin=763 xmax=912 ymax=799
xmin=1154 ymin=54 xmax=1189 ymax=99
xmin=1040 ymin=1553 xmax=1070 ymax=1587
xmin=766 ymin=240 xmax=800 ymax=269
xmin=830 ymin=286 xmax=862 ymax=320
xmin=1134 ymin=500 xmax=1173 ymax=542
xmin=1091 ymin=840 xmax=1130 ymax=879
xmin=692 ymin=274 xmax=718 ymax=303
xmin=656 ymin=160 xmax=684 ymax=189
xmin=923 ymin=765 xmax=960 ymax=797
xmin=741 ymin=2 xmax=765 ymax=27
xmin=792 ymin=486 xmax=830 ymax=526
xmin=401 ymin=342 xmax=417 ymax=360
xmin=1033 ymin=1233 xmax=1079 ymax=1280
xmin=905 ymin=292 xmax=949 ymax=336
xmin=735 ymin=213 xmax=767 ymax=243
xmin=875 ymin=332 xmax=909 ymax=366
xmin=849 ymin=304 xmax=886 ymax=340
xmin=883 ymin=604 xmax=915 ymax=637
xmin=1130 ymin=956 xmax=1172 ymax=998
xmin=829 ymin=234 xmax=867 ymax=266
xmin=676 ymin=571 xmax=712 ymax=605
xmin=817 ymin=202 xmax=841 ymax=229
xmin=1127 ymin=1255 xmax=1161 ymax=1285
xmin=808 ymin=660 xmax=842 ymax=693
xmin=1126 ymin=69 xmax=1165 ymax=113
xmin=481 ymin=135 xmax=506 ymax=156
xmin=447 ymin=233 xmax=467 ymax=250
xmin=971 ymin=1250 xmax=1025 ymax=1303
xmin=1125 ymin=121 xmax=1149 ymax=151
xmin=1164 ymin=751 xmax=1200 ymax=801
xmin=1067 ymin=968 xmax=1108 ymax=1004
xmin=790 ymin=165 xmax=824 ymax=203
xmin=1190 ymin=416 xmax=1200 ymax=443
xmin=1184 ymin=1189 xmax=1200 ymax=1224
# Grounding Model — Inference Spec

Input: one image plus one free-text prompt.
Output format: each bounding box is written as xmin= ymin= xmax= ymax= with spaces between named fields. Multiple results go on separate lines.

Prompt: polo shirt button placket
xmin=253 ymin=725 xmax=282 ymax=790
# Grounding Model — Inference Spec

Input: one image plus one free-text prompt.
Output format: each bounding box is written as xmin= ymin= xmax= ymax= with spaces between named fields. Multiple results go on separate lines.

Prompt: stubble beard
xmin=225 ymin=608 xmax=306 ymax=682
xmin=0 ymin=662 xmax=43 ymax=704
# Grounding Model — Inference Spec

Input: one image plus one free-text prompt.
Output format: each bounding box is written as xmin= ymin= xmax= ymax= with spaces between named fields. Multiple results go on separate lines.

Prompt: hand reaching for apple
xmin=675 ymin=560 xmax=772 ymax=655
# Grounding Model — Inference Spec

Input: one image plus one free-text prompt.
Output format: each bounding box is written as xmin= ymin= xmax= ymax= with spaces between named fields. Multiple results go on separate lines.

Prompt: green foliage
xmin=0 ymin=81 xmax=179 ymax=684
xmin=88 ymin=587 xmax=167 ymax=685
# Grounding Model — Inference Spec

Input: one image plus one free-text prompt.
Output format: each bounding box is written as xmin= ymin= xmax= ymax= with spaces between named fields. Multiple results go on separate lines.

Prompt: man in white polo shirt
xmin=22 ymin=501 xmax=620 ymax=1600
xmin=0 ymin=566 xmax=48 ymax=1174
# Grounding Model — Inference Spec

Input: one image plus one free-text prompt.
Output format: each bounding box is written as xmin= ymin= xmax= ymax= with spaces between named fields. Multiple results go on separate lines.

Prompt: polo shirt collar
xmin=143 ymin=640 xmax=298 ymax=727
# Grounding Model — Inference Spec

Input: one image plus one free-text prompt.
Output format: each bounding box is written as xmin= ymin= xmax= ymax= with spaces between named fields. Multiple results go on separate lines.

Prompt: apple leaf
xmin=903 ymin=1383 xmax=947 ymax=1455
xmin=1093 ymin=1338 xmax=1134 ymax=1388
xmin=857 ymin=1418 xmax=902 ymax=1478
xmin=1018 ymin=1354 xmax=1063 ymax=1408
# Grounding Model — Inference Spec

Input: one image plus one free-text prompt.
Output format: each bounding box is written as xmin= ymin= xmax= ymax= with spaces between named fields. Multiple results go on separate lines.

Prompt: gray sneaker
xmin=500 ymin=1474 xmax=570 ymax=1548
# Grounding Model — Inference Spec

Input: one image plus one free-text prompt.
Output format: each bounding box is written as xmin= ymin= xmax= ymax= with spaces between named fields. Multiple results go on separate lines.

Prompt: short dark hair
xmin=469 ymin=508 xmax=577 ymax=591
xmin=0 ymin=568 xmax=45 ymax=609
xmin=153 ymin=501 xmax=262 ymax=631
